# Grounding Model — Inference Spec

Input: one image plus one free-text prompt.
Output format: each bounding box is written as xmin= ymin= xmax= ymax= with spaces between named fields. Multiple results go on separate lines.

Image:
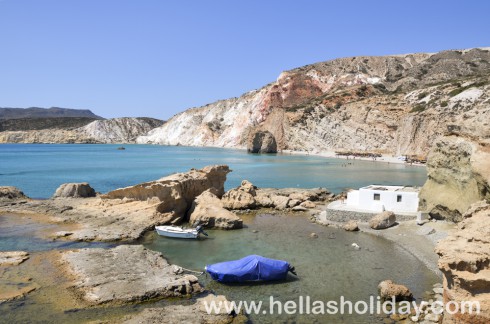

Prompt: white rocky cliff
xmin=137 ymin=48 xmax=490 ymax=157
xmin=0 ymin=117 xmax=163 ymax=144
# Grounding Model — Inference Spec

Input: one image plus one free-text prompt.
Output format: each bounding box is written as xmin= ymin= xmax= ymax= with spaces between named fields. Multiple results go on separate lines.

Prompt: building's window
xmin=397 ymin=195 xmax=402 ymax=202
xmin=374 ymin=193 xmax=380 ymax=201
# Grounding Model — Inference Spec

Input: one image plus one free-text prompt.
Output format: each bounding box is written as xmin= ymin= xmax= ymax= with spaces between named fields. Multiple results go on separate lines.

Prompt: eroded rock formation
xmin=247 ymin=130 xmax=277 ymax=153
xmin=378 ymin=279 xmax=413 ymax=301
xmin=0 ymin=186 xmax=27 ymax=200
xmin=0 ymin=165 xmax=233 ymax=241
xmin=53 ymin=183 xmax=96 ymax=198
xmin=221 ymin=180 xmax=331 ymax=211
xmin=102 ymin=165 xmax=231 ymax=224
xmin=419 ymin=135 xmax=490 ymax=222
xmin=435 ymin=201 xmax=490 ymax=323
xmin=187 ymin=189 xmax=243 ymax=229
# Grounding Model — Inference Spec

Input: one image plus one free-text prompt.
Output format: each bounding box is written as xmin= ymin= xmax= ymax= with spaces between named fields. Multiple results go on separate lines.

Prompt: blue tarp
xmin=206 ymin=255 xmax=290 ymax=283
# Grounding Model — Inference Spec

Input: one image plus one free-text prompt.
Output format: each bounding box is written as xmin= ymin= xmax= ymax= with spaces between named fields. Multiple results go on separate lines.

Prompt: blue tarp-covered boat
xmin=205 ymin=255 xmax=297 ymax=283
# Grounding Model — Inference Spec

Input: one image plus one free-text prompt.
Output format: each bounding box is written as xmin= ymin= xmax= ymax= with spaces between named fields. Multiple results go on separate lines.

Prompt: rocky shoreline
xmin=0 ymin=165 xmax=333 ymax=322
xmin=1 ymin=163 xmax=489 ymax=323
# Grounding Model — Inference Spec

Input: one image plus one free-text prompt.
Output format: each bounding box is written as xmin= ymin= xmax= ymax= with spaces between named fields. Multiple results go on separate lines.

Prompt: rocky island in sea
xmin=1 ymin=47 xmax=490 ymax=323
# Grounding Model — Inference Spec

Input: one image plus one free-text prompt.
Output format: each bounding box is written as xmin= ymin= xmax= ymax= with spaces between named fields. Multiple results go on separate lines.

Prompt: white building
xmin=344 ymin=185 xmax=419 ymax=214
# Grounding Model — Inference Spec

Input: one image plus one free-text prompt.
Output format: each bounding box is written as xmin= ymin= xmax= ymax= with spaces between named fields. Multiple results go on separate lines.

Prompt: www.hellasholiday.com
xmin=202 ymin=296 xmax=481 ymax=317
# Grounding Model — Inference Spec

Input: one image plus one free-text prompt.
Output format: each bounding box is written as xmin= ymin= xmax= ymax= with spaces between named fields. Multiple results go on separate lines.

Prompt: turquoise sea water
xmin=0 ymin=144 xmax=434 ymax=323
xmin=0 ymin=144 xmax=427 ymax=198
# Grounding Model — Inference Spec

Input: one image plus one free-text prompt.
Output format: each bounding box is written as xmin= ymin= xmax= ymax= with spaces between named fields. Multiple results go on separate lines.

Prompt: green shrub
xmin=440 ymin=101 xmax=448 ymax=107
xmin=304 ymin=106 xmax=315 ymax=114
xmin=410 ymin=104 xmax=426 ymax=113
xmin=418 ymin=92 xmax=428 ymax=100
xmin=449 ymin=88 xmax=464 ymax=97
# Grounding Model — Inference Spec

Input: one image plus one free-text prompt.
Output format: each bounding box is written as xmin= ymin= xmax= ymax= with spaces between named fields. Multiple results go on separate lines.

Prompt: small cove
xmin=0 ymin=144 xmax=434 ymax=322
xmin=0 ymin=213 xmax=440 ymax=323
xmin=142 ymin=213 xmax=440 ymax=323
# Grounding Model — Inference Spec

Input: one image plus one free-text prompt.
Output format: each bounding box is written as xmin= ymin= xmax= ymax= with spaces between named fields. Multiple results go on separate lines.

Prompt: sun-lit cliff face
xmin=137 ymin=48 xmax=490 ymax=157
xmin=0 ymin=117 xmax=164 ymax=144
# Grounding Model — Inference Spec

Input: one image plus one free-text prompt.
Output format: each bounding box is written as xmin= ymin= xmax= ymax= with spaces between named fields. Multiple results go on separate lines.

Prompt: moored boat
xmin=155 ymin=225 xmax=208 ymax=239
xmin=205 ymin=255 xmax=297 ymax=283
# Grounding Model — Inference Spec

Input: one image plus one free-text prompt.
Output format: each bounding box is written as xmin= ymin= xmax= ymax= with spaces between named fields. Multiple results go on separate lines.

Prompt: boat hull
xmin=155 ymin=226 xmax=199 ymax=239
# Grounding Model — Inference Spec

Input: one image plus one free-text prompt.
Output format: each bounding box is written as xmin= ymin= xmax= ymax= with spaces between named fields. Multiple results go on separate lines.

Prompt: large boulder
xmin=102 ymin=165 xmax=231 ymax=224
xmin=343 ymin=220 xmax=359 ymax=232
xmin=187 ymin=189 xmax=243 ymax=229
xmin=221 ymin=180 xmax=257 ymax=210
xmin=247 ymin=130 xmax=277 ymax=153
xmin=255 ymin=191 xmax=275 ymax=208
xmin=271 ymin=195 xmax=290 ymax=210
xmin=435 ymin=201 xmax=490 ymax=323
xmin=0 ymin=186 xmax=27 ymax=200
xmin=378 ymin=280 xmax=413 ymax=301
xmin=53 ymin=183 xmax=96 ymax=198
xmin=419 ymin=135 xmax=490 ymax=222
xmin=369 ymin=211 xmax=396 ymax=229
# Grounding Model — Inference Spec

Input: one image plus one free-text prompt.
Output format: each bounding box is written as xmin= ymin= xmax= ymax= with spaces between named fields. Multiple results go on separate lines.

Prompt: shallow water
xmin=0 ymin=144 xmax=426 ymax=198
xmin=0 ymin=214 xmax=113 ymax=252
xmin=142 ymin=214 xmax=440 ymax=323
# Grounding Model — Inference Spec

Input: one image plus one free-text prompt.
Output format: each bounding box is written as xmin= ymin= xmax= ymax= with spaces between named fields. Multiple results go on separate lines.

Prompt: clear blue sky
xmin=0 ymin=0 xmax=488 ymax=119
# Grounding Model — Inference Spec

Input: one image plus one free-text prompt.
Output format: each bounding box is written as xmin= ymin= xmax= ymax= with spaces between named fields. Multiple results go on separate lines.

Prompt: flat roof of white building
xmin=360 ymin=185 xmax=419 ymax=192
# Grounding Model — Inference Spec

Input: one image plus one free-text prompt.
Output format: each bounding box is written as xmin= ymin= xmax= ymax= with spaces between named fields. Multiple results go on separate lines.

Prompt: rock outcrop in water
xmin=62 ymin=245 xmax=202 ymax=304
xmin=435 ymin=201 xmax=490 ymax=323
xmin=137 ymin=48 xmax=490 ymax=158
xmin=221 ymin=180 xmax=331 ymax=211
xmin=419 ymin=135 xmax=490 ymax=222
xmin=53 ymin=183 xmax=96 ymax=198
xmin=0 ymin=186 xmax=27 ymax=200
xmin=222 ymin=180 xmax=258 ymax=210
xmin=187 ymin=189 xmax=243 ymax=229
xmin=378 ymin=279 xmax=413 ymax=301
xmin=102 ymin=165 xmax=231 ymax=225
xmin=247 ymin=130 xmax=277 ymax=153
xmin=0 ymin=165 xmax=234 ymax=241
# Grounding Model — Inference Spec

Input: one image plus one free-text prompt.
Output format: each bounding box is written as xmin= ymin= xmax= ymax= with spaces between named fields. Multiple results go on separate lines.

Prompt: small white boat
xmin=155 ymin=225 xmax=208 ymax=239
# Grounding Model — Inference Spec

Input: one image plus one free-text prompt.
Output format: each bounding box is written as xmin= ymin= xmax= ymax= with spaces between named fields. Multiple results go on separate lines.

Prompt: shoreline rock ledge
xmin=61 ymin=245 xmax=202 ymax=305
xmin=102 ymin=165 xmax=231 ymax=225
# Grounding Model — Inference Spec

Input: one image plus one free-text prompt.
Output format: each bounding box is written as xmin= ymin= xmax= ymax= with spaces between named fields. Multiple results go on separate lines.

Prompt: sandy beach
xmin=359 ymin=220 xmax=455 ymax=275
xmin=282 ymin=149 xmax=427 ymax=167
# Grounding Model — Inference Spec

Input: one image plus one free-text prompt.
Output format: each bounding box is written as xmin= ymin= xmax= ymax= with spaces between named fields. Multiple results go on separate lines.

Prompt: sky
xmin=0 ymin=0 xmax=489 ymax=120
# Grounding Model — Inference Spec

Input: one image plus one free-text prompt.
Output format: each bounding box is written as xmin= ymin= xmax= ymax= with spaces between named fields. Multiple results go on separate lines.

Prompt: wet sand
xmin=359 ymin=220 xmax=455 ymax=275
